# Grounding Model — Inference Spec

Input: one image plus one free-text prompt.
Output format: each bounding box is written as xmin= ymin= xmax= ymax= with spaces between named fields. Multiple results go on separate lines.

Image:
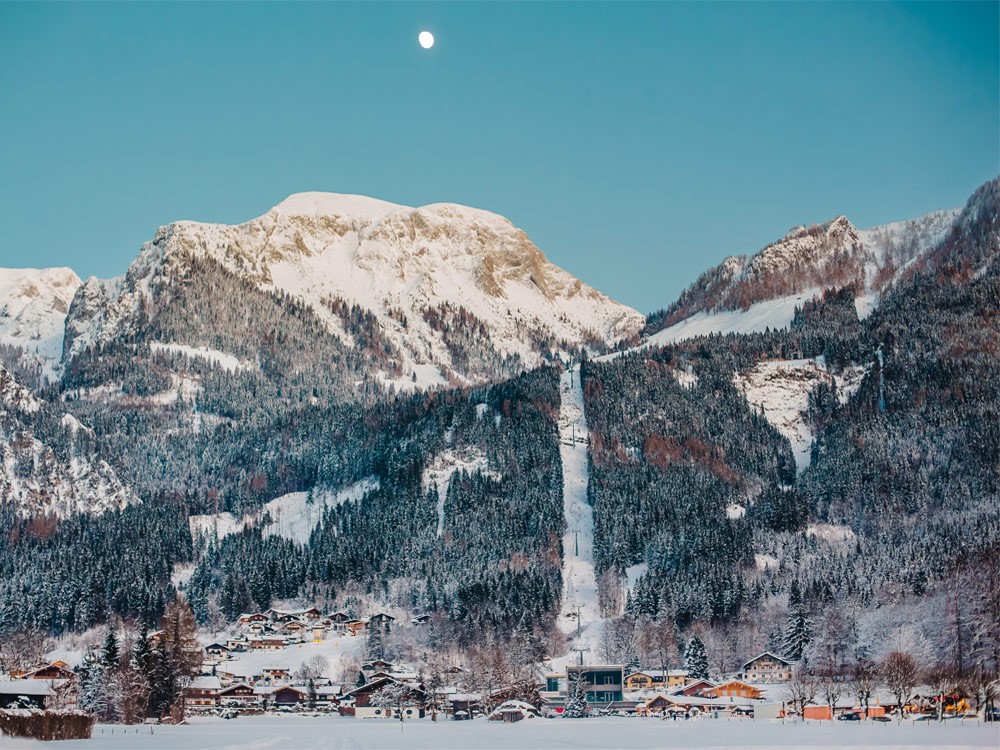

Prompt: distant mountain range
xmin=0 ymin=178 xmax=996 ymax=675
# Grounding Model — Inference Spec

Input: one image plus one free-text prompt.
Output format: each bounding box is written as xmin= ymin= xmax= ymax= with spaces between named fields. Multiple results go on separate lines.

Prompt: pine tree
xmin=78 ymin=647 xmax=107 ymax=716
xmin=684 ymin=635 xmax=709 ymax=680
xmin=783 ymin=581 xmax=812 ymax=662
xmin=563 ymin=671 xmax=590 ymax=718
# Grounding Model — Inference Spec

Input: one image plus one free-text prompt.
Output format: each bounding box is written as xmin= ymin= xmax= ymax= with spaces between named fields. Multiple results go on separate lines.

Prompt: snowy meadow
xmin=1 ymin=716 xmax=997 ymax=750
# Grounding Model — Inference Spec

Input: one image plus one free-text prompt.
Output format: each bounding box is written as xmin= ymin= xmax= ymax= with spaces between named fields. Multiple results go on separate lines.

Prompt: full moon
xmin=418 ymin=31 xmax=434 ymax=49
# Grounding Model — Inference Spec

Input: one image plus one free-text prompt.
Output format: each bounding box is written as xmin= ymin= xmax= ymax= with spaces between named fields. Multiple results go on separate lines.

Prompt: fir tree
xmin=684 ymin=635 xmax=709 ymax=680
xmin=783 ymin=581 xmax=812 ymax=662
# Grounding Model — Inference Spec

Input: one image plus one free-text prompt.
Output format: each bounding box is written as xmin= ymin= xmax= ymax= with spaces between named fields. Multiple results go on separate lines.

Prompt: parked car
xmin=837 ymin=712 xmax=861 ymax=721
xmin=871 ymin=715 xmax=892 ymax=722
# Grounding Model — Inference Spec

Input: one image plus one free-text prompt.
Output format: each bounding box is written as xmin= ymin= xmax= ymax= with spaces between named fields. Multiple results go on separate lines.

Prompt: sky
xmin=1 ymin=2 xmax=997 ymax=315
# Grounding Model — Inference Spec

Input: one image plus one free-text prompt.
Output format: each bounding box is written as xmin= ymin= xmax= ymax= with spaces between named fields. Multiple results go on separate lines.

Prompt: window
xmin=601 ymin=675 xmax=616 ymax=685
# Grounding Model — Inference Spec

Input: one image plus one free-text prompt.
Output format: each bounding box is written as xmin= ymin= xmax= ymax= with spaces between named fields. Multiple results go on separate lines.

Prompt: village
xmin=1 ymin=605 xmax=995 ymax=727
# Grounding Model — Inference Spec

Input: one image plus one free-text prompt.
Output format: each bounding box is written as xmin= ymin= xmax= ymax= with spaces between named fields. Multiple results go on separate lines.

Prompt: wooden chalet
xmin=23 ymin=661 xmax=75 ymax=680
xmin=342 ymin=676 xmax=426 ymax=717
xmin=346 ymin=619 xmax=369 ymax=636
xmin=219 ymin=683 xmax=259 ymax=706
xmin=204 ymin=643 xmax=231 ymax=660
xmin=369 ymin=612 xmax=395 ymax=627
xmin=0 ymin=679 xmax=75 ymax=709
xmin=326 ymin=612 xmax=352 ymax=632
xmin=183 ymin=676 xmax=221 ymax=707
xmin=706 ymin=680 xmax=764 ymax=700
xmin=742 ymin=652 xmax=793 ymax=683
xmin=263 ymin=685 xmax=308 ymax=707
xmin=238 ymin=613 xmax=269 ymax=625
xmin=675 ymin=678 xmax=716 ymax=696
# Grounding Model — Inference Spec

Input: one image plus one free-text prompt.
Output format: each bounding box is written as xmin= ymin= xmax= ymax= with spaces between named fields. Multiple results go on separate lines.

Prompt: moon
xmin=418 ymin=31 xmax=434 ymax=49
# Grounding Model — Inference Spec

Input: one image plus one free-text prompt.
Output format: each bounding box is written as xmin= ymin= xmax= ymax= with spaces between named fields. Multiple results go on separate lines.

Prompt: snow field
xmin=556 ymin=367 xmax=604 ymax=657
xmin=0 ymin=715 xmax=994 ymax=750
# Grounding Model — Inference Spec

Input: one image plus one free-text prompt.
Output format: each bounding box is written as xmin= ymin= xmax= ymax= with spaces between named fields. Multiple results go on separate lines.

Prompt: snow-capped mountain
xmin=646 ymin=209 xmax=960 ymax=344
xmin=63 ymin=193 xmax=644 ymax=386
xmin=0 ymin=267 xmax=81 ymax=383
xmin=0 ymin=365 xmax=137 ymax=517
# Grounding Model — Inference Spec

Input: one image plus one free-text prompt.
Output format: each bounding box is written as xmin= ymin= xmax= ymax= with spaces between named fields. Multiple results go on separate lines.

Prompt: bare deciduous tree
xmin=881 ymin=651 xmax=918 ymax=721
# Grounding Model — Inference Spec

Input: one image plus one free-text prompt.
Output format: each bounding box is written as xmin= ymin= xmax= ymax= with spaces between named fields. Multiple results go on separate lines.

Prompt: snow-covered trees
xmin=683 ymin=635 xmax=709 ymax=680
xmin=563 ymin=671 xmax=590 ymax=718
xmin=783 ymin=582 xmax=812 ymax=663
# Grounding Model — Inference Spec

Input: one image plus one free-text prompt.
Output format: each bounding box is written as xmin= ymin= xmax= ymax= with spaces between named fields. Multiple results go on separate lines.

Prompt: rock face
xmin=62 ymin=193 xmax=645 ymax=385
xmin=648 ymin=209 xmax=960 ymax=339
xmin=0 ymin=365 xmax=137 ymax=518
xmin=0 ymin=267 xmax=81 ymax=383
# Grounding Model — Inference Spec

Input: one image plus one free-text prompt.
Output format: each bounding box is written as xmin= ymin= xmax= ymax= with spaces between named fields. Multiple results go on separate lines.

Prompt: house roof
xmin=0 ymin=679 xmax=68 ymax=696
xmin=187 ymin=676 xmax=222 ymax=690
xmin=742 ymin=652 xmax=792 ymax=669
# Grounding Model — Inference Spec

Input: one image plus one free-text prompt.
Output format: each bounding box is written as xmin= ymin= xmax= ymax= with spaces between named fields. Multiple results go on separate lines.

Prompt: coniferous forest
xmin=0 ymin=177 xmax=997 ymax=695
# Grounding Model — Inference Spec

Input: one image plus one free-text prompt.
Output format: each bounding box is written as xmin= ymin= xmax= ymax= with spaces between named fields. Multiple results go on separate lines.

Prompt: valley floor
xmin=1 ymin=716 xmax=996 ymax=750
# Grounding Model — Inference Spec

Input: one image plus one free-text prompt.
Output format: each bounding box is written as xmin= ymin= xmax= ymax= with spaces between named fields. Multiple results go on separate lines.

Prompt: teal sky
xmin=1 ymin=2 xmax=997 ymax=314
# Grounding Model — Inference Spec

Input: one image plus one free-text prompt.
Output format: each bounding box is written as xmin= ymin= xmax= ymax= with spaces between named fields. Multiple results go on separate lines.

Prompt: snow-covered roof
xmin=0 ymin=679 xmax=66 ymax=696
xmin=187 ymin=676 xmax=222 ymax=690
xmin=742 ymin=652 xmax=792 ymax=668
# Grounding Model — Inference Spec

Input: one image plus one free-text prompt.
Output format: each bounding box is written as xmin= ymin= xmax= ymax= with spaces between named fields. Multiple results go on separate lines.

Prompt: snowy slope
xmin=63 ymin=193 xmax=645 ymax=384
xmin=648 ymin=209 xmax=959 ymax=344
xmin=0 ymin=365 xmax=138 ymax=517
xmin=189 ymin=477 xmax=380 ymax=545
xmin=0 ymin=267 xmax=81 ymax=382
xmin=422 ymin=445 xmax=497 ymax=537
xmin=733 ymin=357 xmax=868 ymax=473
xmin=557 ymin=366 xmax=602 ymax=646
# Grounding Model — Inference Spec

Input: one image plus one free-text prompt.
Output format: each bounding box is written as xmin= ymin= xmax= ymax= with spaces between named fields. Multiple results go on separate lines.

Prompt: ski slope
xmin=557 ymin=367 xmax=602 ymax=650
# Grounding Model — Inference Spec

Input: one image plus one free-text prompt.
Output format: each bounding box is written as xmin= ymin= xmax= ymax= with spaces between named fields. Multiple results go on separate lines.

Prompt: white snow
xmin=9 ymin=714 xmax=995 ymax=750
xmin=733 ymin=357 xmax=870 ymax=473
xmin=422 ymin=447 xmax=496 ymax=538
xmin=0 ymin=267 xmax=81 ymax=383
xmin=379 ymin=364 xmax=451 ymax=393
xmin=189 ymin=478 xmax=380 ymax=545
xmin=261 ymin=478 xmax=380 ymax=544
xmin=271 ymin=192 xmax=407 ymax=221
xmin=805 ymin=523 xmax=857 ymax=545
xmin=215 ymin=633 xmax=364 ymax=683
xmin=64 ymin=194 xmax=644 ymax=383
xmin=557 ymin=366 xmax=602 ymax=648
xmin=150 ymin=343 xmax=254 ymax=373
xmin=649 ymin=291 xmax=818 ymax=347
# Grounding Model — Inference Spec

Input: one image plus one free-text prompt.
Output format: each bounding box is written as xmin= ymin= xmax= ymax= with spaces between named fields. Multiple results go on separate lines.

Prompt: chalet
xmin=362 ymin=659 xmax=395 ymax=674
xmin=219 ymin=683 xmax=260 ymax=707
xmin=147 ymin=630 xmax=166 ymax=647
xmin=295 ymin=607 xmax=322 ymax=620
xmin=326 ymin=612 xmax=352 ymax=632
xmin=411 ymin=614 xmax=432 ymax=626
xmin=248 ymin=637 xmax=286 ymax=651
xmin=666 ymin=669 xmax=689 ymax=687
xmin=183 ymin=676 xmax=221 ymax=707
xmin=742 ymin=652 xmax=793 ymax=683
xmin=448 ymin=691 xmax=481 ymax=719
xmin=261 ymin=685 xmax=308 ymax=707
xmin=261 ymin=667 xmax=291 ymax=682
xmin=566 ymin=665 xmax=624 ymax=706
xmin=226 ymin=637 xmax=249 ymax=652
xmin=238 ymin=613 xmax=269 ymax=625
xmin=675 ymin=678 xmax=716 ymax=697
xmin=369 ymin=613 xmax=395 ymax=627
xmin=0 ymin=679 xmax=75 ymax=709
xmin=346 ymin=619 xmax=369 ymax=636
xmin=23 ymin=661 xmax=75 ymax=681
xmin=204 ymin=643 xmax=231 ymax=661
xmin=247 ymin=621 xmax=275 ymax=635
xmin=624 ymin=670 xmax=668 ymax=691
xmin=280 ymin=620 xmax=307 ymax=634
xmin=706 ymin=680 xmax=764 ymax=700
xmin=344 ymin=676 xmax=426 ymax=719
